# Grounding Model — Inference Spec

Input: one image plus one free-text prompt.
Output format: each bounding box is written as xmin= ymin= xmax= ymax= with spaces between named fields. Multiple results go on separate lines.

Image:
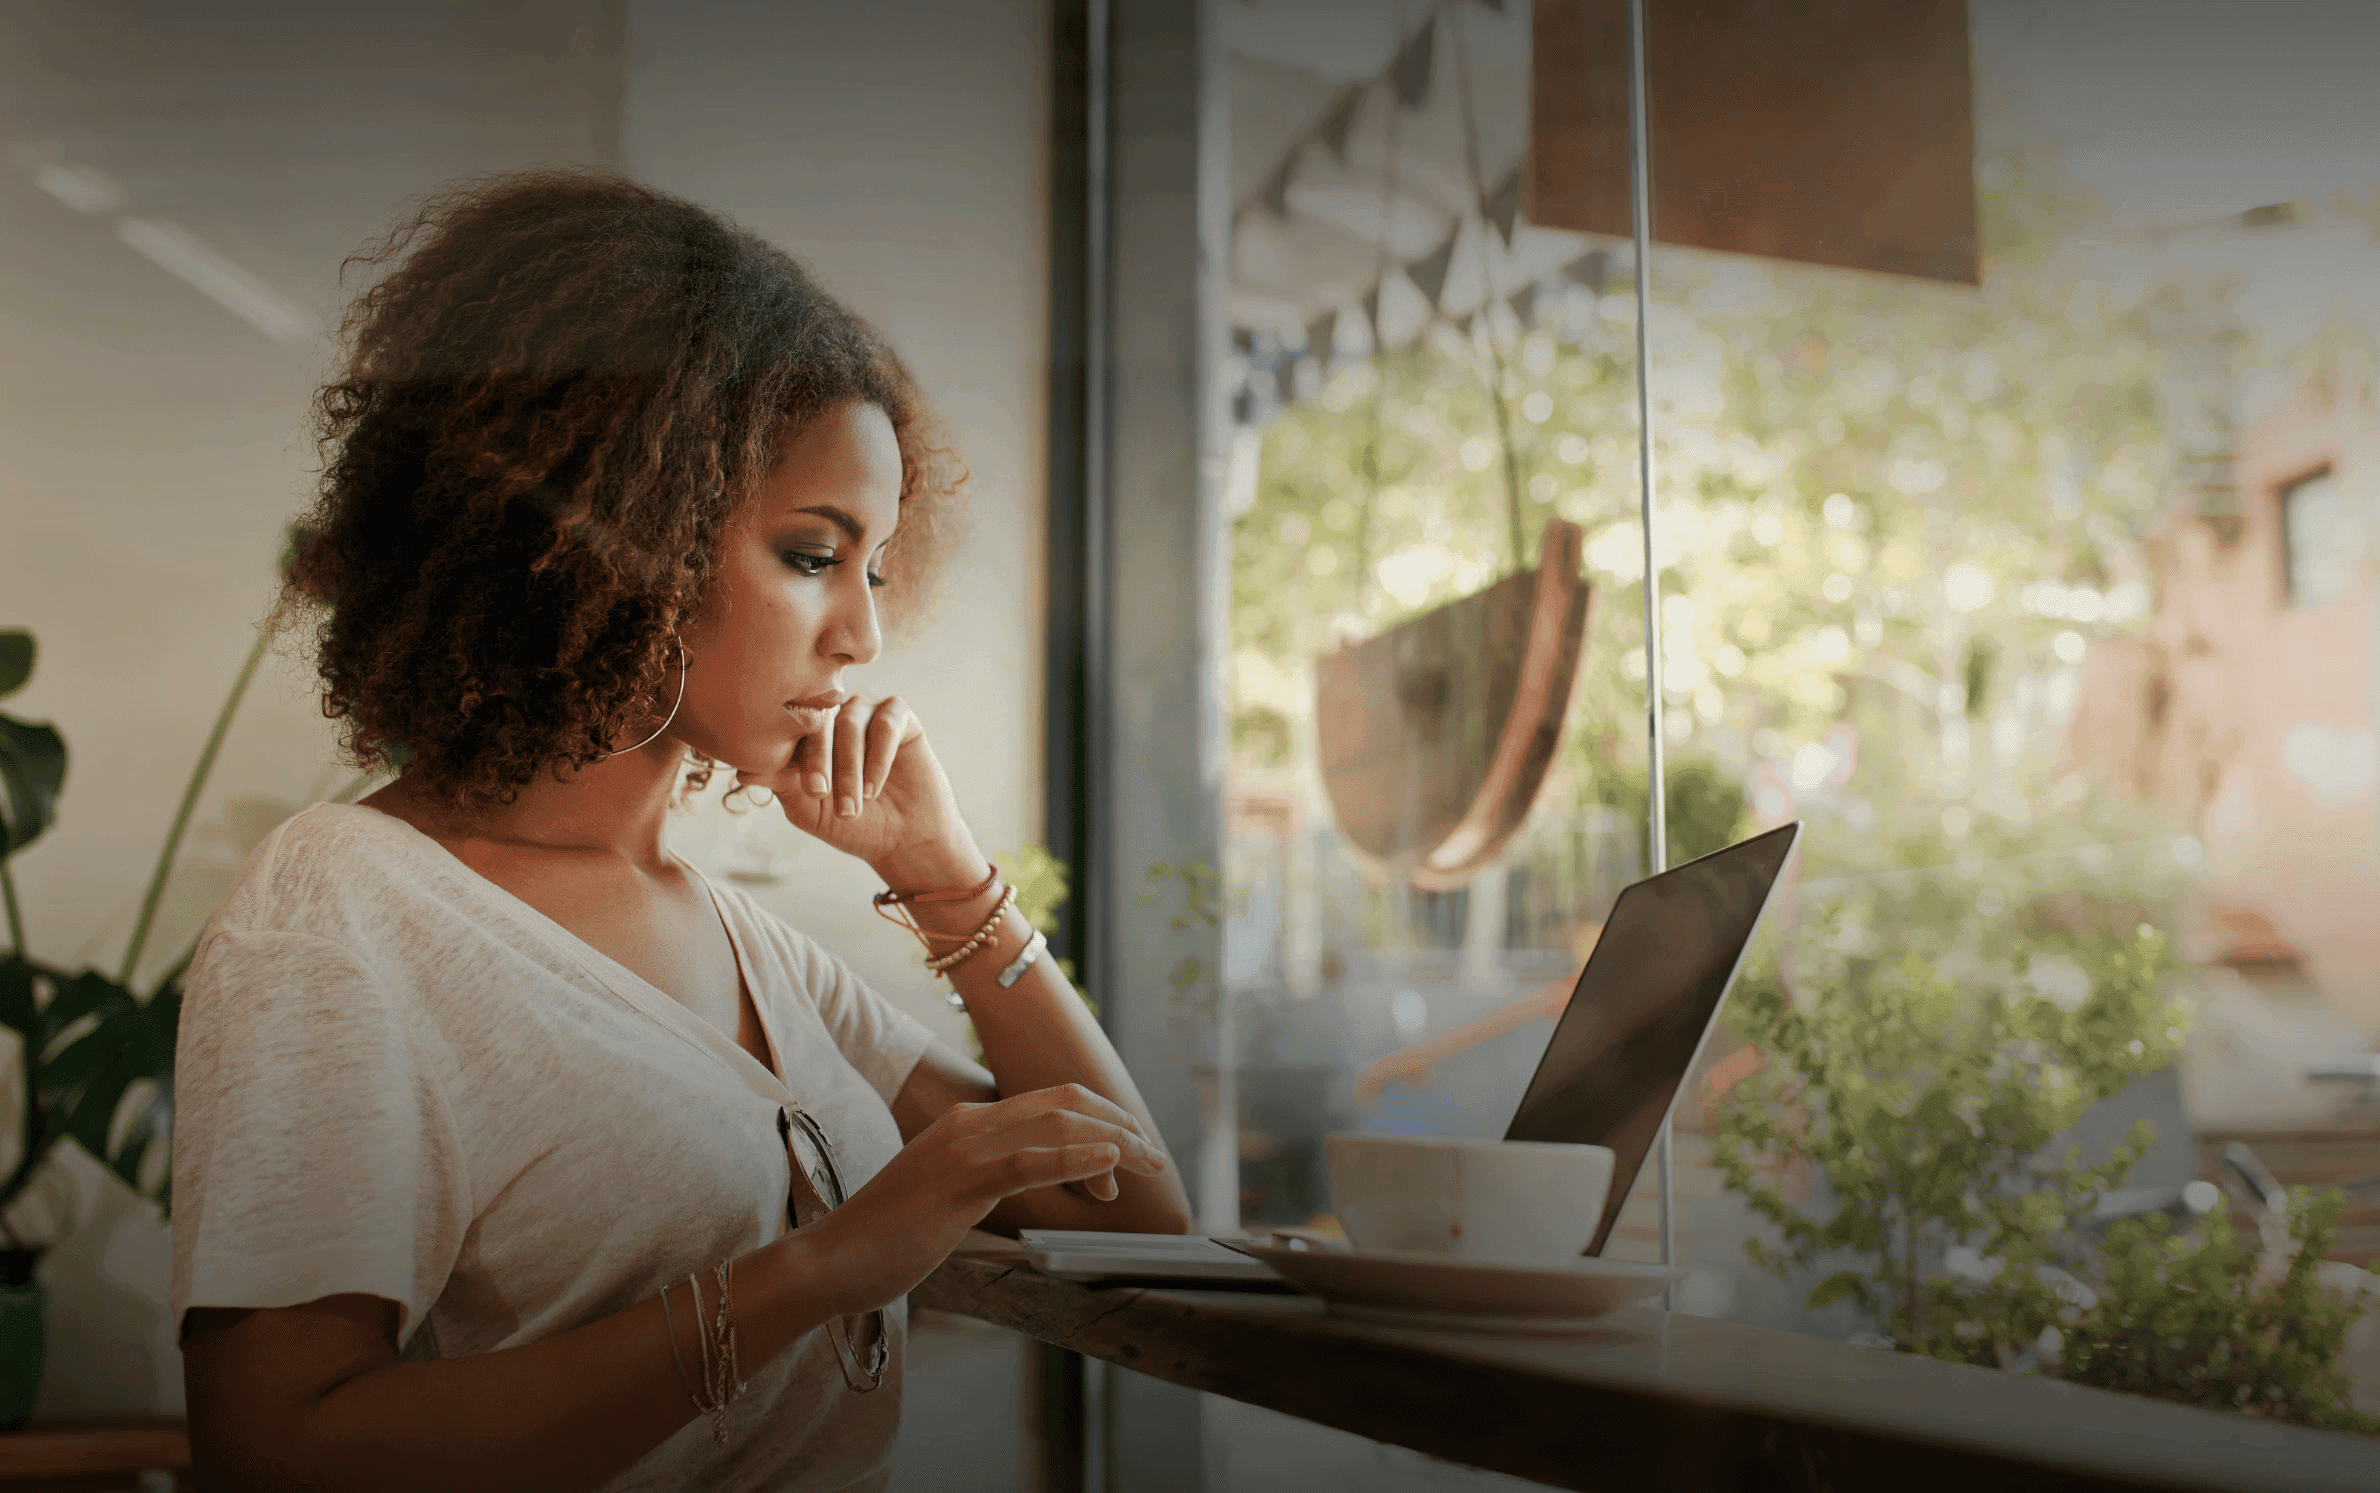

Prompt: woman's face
xmin=670 ymin=399 xmax=902 ymax=774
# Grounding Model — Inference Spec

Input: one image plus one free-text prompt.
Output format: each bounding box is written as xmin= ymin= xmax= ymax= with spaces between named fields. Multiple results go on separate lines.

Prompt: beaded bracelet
xmin=702 ymin=1259 xmax=742 ymax=1444
xmin=925 ymin=884 xmax=1019 ymax=975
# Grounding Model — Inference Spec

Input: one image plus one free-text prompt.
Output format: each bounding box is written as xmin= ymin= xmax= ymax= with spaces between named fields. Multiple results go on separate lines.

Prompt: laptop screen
xmin=1501 ymin=821 xmax=1801 ymax=1255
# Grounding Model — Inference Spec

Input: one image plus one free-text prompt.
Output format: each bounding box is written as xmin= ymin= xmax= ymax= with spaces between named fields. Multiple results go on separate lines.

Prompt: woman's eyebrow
xmin=791 ymin=504 xmax=867 ymax=542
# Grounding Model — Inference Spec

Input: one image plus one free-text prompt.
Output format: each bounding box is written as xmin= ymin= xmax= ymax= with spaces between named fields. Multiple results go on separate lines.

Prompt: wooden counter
xmin=0 ymin=1418 xmax=190 ymax=1493
xmin=916 ymin=1236 xmax=2380 ymax=1492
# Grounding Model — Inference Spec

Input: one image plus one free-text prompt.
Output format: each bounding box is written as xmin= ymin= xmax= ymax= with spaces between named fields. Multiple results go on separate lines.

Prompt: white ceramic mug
xmin=1324 ymin=1134 xmax=1615 ymax=1268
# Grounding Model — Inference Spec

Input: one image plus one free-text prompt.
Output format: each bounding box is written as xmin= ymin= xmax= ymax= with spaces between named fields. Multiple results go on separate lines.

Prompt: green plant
xmin=1000 ymin=843 xmax=1085 ymax=1005
xmin=1712 ymin=916 xmax=2187 ymax=1365
xmin=1144 ymin=857 xmax=1222 ymax=1016
xmin=1587 ymin=757 xmax=1748 ymax=867
xmin=2060 ymin=1190 xmax=2380 ymax=1433
xmin=0 ymin=621 xmax=275 ymax=1230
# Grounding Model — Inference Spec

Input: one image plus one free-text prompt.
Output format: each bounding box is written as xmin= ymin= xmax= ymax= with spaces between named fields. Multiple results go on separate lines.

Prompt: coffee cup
xmin=1324 ymin=1134 xmax=1614 ymax=1268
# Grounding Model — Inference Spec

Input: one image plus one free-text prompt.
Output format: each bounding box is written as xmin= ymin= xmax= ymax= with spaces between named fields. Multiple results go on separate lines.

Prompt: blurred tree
xmin=1232 ymin=132 xmax=2178 ymax=861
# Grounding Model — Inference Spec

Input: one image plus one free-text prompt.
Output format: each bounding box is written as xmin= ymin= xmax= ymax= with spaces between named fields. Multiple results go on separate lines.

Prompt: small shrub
xmin=2060 ymin=1189 xmax=2380 ymax=1434
xmin=1713 ymin=920 xmax=2184 ymax=1365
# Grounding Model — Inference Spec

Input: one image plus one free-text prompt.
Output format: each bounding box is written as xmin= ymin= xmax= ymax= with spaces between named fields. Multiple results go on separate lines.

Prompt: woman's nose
xmin=826 ymin=573 xmax=882 ymax=665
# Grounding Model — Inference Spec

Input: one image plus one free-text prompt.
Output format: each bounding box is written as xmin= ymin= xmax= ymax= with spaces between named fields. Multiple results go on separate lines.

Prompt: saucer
xmin=1225 ymin=1242 xmax=1680 ymax=1323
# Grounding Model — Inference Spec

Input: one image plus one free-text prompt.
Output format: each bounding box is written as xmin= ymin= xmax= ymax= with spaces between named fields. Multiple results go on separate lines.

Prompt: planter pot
xmin=0 ymin=1250 xmax=43 ymax=1432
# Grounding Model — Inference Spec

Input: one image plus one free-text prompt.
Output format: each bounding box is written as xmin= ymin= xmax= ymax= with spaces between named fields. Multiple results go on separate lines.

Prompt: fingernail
xmin=838 ymin=796 xmax=858 ymax=818
xmin=806 ymin=772 xmax=829 ymax=796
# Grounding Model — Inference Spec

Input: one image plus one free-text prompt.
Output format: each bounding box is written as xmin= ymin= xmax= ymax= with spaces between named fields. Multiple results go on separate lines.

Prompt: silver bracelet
xmin=996 ymin=928 xmax=1049 ymax=989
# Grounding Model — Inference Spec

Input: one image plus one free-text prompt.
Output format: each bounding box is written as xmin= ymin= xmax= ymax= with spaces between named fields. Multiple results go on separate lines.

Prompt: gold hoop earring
xmin=605 ymin=641 xmax=687 ymax=757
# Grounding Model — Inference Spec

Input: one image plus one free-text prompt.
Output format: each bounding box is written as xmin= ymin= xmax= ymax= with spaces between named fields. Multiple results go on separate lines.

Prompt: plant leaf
xmin=0 ymin=712 xmax=67 ymax=858
xmin=0 ymin=956 xmax=37 ymax=1035
xmin=52 ymin=1019 xmax=147 ymax=1163
xmin=39 ymin=969 xmax=132 ymax=1060
xmin=101 ymin=1086 xmax=170 ymax=1195
xmin=0 ymin=633 xmax=30 ymax=700
xmin=1807 ymin=1270 xmax=1869 ymax=1310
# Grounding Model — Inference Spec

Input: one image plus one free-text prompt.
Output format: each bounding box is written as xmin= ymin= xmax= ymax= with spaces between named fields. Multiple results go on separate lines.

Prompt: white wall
xmin=623 ymin=0 xmax=1052 ymax=1042
xmin=0 ymin=0 xmax=1048 ymax=1415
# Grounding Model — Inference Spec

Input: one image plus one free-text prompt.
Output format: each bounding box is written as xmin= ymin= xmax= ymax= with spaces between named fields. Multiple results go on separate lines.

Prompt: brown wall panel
xmin=1530 ymin=0 xmax=1978 ymax=285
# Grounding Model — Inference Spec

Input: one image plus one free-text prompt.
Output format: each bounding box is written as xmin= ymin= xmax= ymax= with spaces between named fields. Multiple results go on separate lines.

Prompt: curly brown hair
xmin=287 ymin=168 xmax=963 ymax=806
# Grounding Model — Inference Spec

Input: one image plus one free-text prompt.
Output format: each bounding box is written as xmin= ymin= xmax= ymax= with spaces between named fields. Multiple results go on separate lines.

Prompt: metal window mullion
xmin=1625 ymin=0 xmax=1674 ymax=1308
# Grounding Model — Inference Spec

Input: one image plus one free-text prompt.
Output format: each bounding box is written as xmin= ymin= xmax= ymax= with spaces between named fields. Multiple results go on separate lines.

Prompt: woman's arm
xmin=182 ymin=1084 xmax=1166 ymax=1493
xmin=887 ymin=887 xmax=1194 ymax=1235
xmin=753 ymin=695 xmax=1195 ymax=1235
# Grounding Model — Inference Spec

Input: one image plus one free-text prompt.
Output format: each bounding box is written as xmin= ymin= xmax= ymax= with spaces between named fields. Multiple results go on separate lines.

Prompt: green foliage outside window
xmin=1713 ymin=915 xmax=2186 ymax=1363
xmin=2065 ymin=1191 xmax=2377 ymax=1432
xmin=1712 ymin=864 xmax=2380 ymax=1434
xmin=1587 ymin=758 xmax=1748 ymax=868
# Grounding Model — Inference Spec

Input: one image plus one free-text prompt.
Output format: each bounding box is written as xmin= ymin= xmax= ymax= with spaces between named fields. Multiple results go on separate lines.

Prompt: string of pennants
xmin=1234 ymin=244 xmax=1612 ymax=408
xmin=1232 ymin=0 xmax=1617 ymax=409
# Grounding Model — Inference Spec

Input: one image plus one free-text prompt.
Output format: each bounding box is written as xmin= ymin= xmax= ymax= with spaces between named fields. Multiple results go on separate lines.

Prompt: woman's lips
xmin=785 ymin=690 xmax=848 ymax=732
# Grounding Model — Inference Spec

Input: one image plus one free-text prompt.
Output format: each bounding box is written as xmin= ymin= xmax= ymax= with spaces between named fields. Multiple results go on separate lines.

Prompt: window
xmin=2281 ymin=468 xmax=2362 ymax=608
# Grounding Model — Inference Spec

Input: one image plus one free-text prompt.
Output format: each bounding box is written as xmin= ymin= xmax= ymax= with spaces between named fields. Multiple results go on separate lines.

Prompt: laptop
xmin=1501 ymin=819 xmax=1801 ymax=1255
xmin=1021 ymin=821 xmax=1802 ymax=1281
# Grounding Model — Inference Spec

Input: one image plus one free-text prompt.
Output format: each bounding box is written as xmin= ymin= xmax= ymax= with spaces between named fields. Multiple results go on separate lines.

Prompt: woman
xmin=170 ymin=169 xmax=1191 ymax=1493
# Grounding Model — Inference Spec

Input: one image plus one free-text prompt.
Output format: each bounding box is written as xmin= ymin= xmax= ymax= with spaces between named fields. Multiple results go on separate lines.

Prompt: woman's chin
xmin=707 ymin=734 xmax=802 ymax=782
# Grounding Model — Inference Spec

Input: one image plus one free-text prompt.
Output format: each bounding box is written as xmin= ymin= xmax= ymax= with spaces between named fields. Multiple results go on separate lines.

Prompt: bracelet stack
xmin=659 ymin=1259 xmax=747 ymax=1445
xmin=874 ymin=864 xmax=1041 ymax=1008
xmin=924 ymin=884 xmax=1018 ymax=974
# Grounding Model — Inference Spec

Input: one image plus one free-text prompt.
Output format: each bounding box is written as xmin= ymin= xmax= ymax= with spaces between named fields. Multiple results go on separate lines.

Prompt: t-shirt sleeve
xmin=764 ymin=920 xmax=937 ymax=1108
xmin=169 ymin=930 xmax=470 ymax=1354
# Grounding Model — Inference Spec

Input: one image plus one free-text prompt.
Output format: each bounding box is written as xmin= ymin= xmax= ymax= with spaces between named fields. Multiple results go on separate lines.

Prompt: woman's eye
xmin=866 ymin=572 xmax=888 ymax=589
xmin=783 ymin=551 xmax=837 ymax=576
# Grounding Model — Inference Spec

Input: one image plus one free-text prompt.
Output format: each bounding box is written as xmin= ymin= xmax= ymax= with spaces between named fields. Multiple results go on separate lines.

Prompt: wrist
xmin=790 ymin=1214 xmax=872 ymax=1321
xmin=871 ymin=839 xmax=993 ymax=900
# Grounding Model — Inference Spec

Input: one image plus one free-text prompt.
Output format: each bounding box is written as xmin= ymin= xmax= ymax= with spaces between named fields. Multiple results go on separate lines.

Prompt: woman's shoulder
xmin=203 ymin=801 xmax=456 ymax=953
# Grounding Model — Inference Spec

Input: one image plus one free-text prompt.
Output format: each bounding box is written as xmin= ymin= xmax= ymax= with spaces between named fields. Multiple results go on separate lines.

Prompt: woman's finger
xmin=831 ymin=700 xmax=868 ymax=819
xmin=1011 ymin=1082 xmax=1152 ymax=1141
xmin=979 ymin=1106 xmax=1166 ymax=1176
xmin=790 ymin=728 xmax=829 ymax=801
xmin=861 ymin=697 xmax=908 ymax=801
xmin=995 ymin=1142 xmax=1127 ymax=1199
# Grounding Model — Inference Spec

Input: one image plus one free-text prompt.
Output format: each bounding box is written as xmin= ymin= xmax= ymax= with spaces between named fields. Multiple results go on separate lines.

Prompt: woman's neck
xmin=360 ymin=740 xmax=690 ymax=870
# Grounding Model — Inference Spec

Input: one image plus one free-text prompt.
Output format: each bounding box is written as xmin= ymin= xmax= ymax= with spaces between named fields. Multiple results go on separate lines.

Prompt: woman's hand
xmin=804 ymin=1084 xmax=1169 ymax=1315
xmin=737 ymin=696 xmax=982 ymax=889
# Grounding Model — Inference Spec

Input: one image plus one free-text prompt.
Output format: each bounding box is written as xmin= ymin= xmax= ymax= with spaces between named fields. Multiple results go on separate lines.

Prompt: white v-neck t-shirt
xmin=169 ymin=802 xmax=938 ymax=1492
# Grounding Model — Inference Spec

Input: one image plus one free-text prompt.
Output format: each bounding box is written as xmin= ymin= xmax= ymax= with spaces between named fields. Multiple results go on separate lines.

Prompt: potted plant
xmin=0 ymin=621 xmax=271 ymax=1429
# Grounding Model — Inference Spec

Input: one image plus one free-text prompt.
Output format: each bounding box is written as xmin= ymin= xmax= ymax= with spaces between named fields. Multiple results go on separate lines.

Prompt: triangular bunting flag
xmin=1485 ymin=168 xmax=1523 ymax=244
xmin=1562 ymin=249 xmax=1610 ymax=296
xmin=1306 ymin=309 xmax=1338 ymax=361
xmin=1405 ymin=226 xmax=1459 ymax=309
xmin=1507 ymin=282 xmax=1537 ymax=328
xmin=1317 ymin=86 xmax=1364 ymax=165
xmin=1392 ymin=13 xmax=1437 ymax=110
xmin=1259 ymin=149 xmax=1299 ymax=218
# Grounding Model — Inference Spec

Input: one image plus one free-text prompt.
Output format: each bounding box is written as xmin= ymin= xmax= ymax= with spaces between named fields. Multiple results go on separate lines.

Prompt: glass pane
xmin=1223 ymin=0 xmax=1652 ymax=1243
xmin=1629 ymin=0 xmax=2380 ymax=1407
